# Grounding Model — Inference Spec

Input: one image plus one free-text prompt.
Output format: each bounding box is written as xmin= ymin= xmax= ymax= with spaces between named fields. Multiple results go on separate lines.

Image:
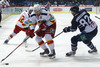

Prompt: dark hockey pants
xmin=71 ymin=27 xmax=98 ymax=51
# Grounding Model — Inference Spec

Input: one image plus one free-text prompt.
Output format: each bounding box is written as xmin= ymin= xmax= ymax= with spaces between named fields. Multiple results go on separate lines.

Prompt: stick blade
xmin=25 ymin=47 xmax=40 ymax=52
xmin=1 ymin=59 xmax=5 ymax=63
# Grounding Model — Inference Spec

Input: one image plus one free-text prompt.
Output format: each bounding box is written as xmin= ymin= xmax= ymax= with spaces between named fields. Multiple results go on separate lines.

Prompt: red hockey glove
xmin=26 ymin=29 xmax=35 ymax=38
xmin=39 ymin=23 xmax=48 ymax=30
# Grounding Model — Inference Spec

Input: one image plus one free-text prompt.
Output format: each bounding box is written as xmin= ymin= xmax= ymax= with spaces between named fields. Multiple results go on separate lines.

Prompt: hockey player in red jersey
xmin=27 ymin=4 xmax=56 ymax=59
xmin=63 ymin=6 xmax=98 ymax=56
xmin=4 ymin=7 xmax=35 ymax=44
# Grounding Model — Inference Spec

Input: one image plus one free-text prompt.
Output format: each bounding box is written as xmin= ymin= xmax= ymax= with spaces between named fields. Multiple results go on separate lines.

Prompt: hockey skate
xmin=4 ymin=39 xmax=9 ymax=44
xmin=66 ymin=51 xmax=76 ymax=56
xmin=40 ymin=49 xmax=49 ymax=57
xmin=88 ymin=47 xmax=97 ymax=53
xmin=48 ymin=49 xmax=56 ymax=59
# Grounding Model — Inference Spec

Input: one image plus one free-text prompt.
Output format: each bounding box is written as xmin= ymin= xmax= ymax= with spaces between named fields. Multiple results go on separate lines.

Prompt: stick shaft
xmin=1 ymin=37 xmax=29 ymax=62
xmin=53 ymin=31 xmax=63 ymax=38
xmin=95 ymin=16 xmax=100 ymax=19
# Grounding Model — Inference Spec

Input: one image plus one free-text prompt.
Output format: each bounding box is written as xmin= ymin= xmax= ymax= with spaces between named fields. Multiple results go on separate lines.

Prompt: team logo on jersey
xmin=80 ymin=35 xmax=87 ymax=41
xmin=50 ymin=28 xmax=55 ymax=33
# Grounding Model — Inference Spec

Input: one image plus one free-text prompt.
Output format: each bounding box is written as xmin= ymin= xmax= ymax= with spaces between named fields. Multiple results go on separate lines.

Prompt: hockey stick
xmin=1 ymin=37 xmax=29 ymax=63
xmin=25 ymin=31 xmax=63 ymax=52
xmin=1 ymin=28 xmax=42 ymax=62
xmin=95 ymin=16 xmax=100 ymax=19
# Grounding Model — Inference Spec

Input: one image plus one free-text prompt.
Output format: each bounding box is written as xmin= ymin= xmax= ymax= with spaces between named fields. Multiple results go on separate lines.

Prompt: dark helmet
xmin=70 ymin=6 xmax=79 ymax=13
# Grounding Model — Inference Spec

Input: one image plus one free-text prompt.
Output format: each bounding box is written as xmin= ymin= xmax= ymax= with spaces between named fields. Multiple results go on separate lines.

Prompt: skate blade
xmin=40 ymin=54 xmax=49 ymax=57
xmin=49 ymin=56 xmax=55 ymax=59
xmin=88 ymin=52 xmax=98 ymax=55
xmin=66 ymin=54 xmax=75 ymax=57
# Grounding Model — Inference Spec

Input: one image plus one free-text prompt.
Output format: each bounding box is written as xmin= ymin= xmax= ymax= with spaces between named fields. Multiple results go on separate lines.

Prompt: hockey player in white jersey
xmin=63 ymin=6 xmax=98 ymax=56
xmin=4 ymin=6 xmax=35 ymax=44
xmin=27 ymin=4 xmax=56 ymax=59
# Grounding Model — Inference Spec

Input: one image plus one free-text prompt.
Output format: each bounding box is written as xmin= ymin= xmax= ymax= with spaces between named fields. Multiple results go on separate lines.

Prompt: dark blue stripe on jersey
xmin=31 ymin=14 xmax=36 ymax=17
xmin=31 ymin=13 xmax=47 ymax=17
xmin=41 ymin=13 xmax=47 ymax=15
xmin=42 ymin=8 xmax=48 ymax=11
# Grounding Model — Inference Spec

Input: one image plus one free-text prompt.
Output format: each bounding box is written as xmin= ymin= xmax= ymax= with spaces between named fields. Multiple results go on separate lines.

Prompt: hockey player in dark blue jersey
xmin=63 ymin=6 xmax=98 ymax=56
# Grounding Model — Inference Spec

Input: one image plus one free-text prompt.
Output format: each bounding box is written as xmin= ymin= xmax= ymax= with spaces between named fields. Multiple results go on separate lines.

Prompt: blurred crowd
xmin=8 ymin=0 xmax=100 ymax=6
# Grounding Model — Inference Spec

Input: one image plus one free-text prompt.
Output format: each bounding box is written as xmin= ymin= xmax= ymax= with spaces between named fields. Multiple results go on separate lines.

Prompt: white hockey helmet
xmin=33 ymin=4 xmax=41 ymax=13
xmin=29 ymin=6 xmax=34 ymax=11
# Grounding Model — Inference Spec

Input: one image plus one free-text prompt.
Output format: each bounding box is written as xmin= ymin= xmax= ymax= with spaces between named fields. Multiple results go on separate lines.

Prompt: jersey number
xmin=79 ymin=15 xmax=92 ymax=27
xmin=18 ymin=15 xmax=25 ymax=23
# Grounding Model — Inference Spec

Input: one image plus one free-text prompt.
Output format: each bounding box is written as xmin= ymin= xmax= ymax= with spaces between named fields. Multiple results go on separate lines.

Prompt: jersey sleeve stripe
xmin=29 ymin=23 xmax=37 ymax=26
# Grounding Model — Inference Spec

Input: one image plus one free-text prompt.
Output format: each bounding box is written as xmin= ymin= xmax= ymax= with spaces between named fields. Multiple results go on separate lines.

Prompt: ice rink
xmin=0 ymin=14 xmax=100 ymax=67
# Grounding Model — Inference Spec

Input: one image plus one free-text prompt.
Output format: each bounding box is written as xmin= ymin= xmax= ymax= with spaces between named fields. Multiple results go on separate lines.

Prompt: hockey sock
xmin=87 ymin=42 xmax=95 ymax=49
xmin=45 ymin=34 xmax=55 ymax=54
xmin=71 ymin=44 xmax=77 ymax=51
xmin=7 ymin=32 xmax=17 ymax=40
xmin=35 ymin=35 xmax=47 ymax=50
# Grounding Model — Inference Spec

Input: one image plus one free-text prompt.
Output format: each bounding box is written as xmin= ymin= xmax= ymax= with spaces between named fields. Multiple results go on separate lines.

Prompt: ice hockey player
xmin=28 ymin=4 xmax=56 ymax=59
xmin=4 ymin=6 xmax=35 ymax=44
xmin=0 ymin=0 xmax=10 ymax=28
xmin=63 ymin=6 xmax=98 ymax=56
xmin=2 ymin=0 xmax=10 ymax=8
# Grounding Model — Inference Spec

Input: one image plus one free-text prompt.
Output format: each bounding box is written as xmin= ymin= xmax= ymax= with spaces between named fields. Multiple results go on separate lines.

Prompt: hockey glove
xmin=39 ymin=23 xmax=48 ymax=31
xmin=63 ymin=26 xmax=71 ymax=33
xmin=26 ymin=29 xmax=35 ymax=38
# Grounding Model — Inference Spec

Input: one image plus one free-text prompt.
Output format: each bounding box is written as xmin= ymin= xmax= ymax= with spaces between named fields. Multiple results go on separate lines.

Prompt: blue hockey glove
xmin=63 ymin=26 xmax=71 ymax=33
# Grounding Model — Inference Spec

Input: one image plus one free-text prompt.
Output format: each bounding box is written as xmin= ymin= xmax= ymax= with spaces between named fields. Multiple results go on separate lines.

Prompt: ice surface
xmin=0 ymin=14 xmax=100 ymax=67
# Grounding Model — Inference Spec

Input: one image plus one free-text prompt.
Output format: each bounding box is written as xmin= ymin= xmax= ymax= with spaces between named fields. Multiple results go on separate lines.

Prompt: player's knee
xmin=83 ymin=40 xmax=90 ymax=44
xmin=35 ymin=35 xmax=42 ymax=42
xmin=45 ymin=34 xmax=52 ymax=41
xmin=71 ymin=36 xmax=78 ymax=44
